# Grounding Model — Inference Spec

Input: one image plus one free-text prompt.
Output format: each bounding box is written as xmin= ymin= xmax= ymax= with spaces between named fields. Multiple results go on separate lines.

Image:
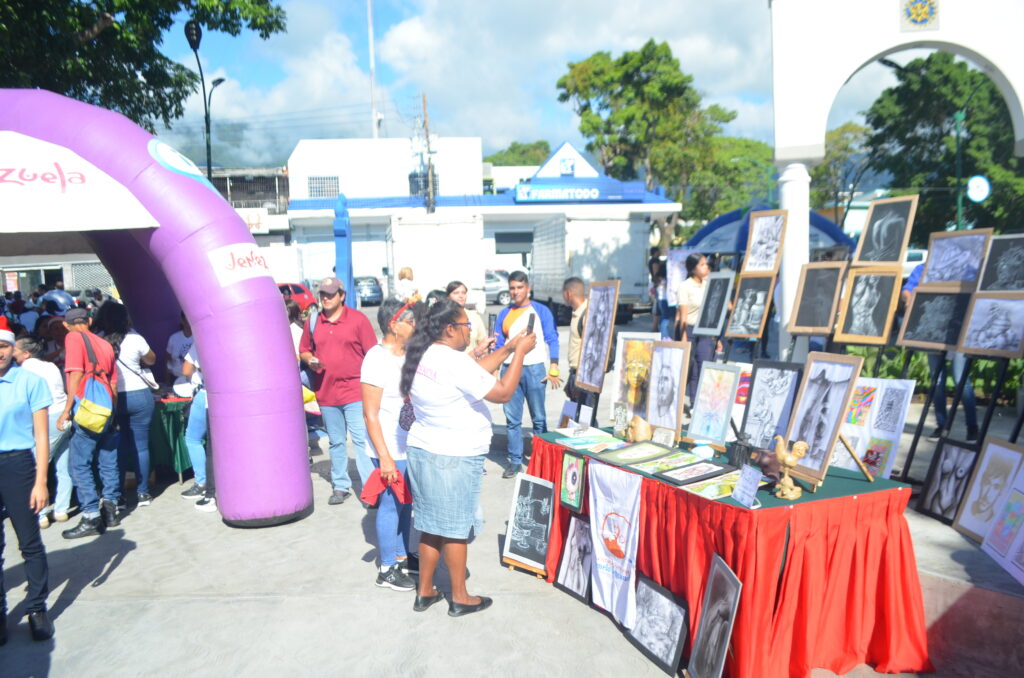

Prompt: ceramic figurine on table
xmin=627 ymin=415 xmax=653 ymax=443
xmin=773 ymin=435 xmax=807 ymax=501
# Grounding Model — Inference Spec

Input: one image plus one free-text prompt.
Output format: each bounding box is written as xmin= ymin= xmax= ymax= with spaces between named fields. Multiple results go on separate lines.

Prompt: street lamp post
xmin=953 ymin=79 xmax=986 ymax=230
xmin=184 ymin=21 xmax=224 ymax=181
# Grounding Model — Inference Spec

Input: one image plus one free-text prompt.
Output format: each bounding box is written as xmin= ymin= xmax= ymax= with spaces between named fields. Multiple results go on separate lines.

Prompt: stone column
xmin=777 ymin=163 xmax=811 ymax=361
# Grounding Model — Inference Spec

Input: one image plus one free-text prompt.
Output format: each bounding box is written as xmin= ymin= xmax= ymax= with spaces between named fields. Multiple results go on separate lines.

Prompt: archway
xmin=769 ymin=0 xmax=1024 ymax=356
xmin=1 ymin=89 xmax=312 ymax=527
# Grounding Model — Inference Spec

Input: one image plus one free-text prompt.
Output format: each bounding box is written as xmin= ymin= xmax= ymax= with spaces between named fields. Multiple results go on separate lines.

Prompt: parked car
xmin=279 ymin=282 xmax=316 ymax=313
xmin=903 ymin=248 xmax=928 ymax=279
xmin=484 ymin=270 xmax=511 ymax=306
xmin=355 ymin=276 xmax=384 ymax=306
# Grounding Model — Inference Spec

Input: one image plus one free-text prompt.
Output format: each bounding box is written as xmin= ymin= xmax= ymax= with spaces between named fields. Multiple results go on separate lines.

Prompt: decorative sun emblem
xmin=903 ymin=0 xmax=938 ymax=27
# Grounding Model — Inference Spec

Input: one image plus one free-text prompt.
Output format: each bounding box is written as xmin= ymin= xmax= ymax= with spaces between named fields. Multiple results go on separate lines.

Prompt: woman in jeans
xmin=361 ymin=299 xmax=419 ymax=591
xmin=400 ymin=299 xmax=535 ymax=616
xmin=95 ymin=302 xmax=156 ymax=506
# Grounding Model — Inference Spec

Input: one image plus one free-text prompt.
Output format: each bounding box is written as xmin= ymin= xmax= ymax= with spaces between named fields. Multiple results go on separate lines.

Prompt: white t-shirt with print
xmin=360 ymin=344 xmax=409 ymax=460
xmin=166 ymin=330 xmax=194 ymax=378
xmin=20 ymin=357 xmax=67 ymax=418
xmin=408 ymin=344 xmax=497 ymax=457
xmin=115 ymin=331 xmax=153 ymax=393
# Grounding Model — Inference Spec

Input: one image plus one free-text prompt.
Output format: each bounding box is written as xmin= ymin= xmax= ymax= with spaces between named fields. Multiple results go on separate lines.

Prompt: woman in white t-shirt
xmin=399 ymin=298 xmax=536 ymax=616
xmin=674 ymin=252 xmax=713 ymax=405
xmin=360 ymin=299 xmax=418 ymax=591
xmin=96 ymin=302 xmax=157 ymax=506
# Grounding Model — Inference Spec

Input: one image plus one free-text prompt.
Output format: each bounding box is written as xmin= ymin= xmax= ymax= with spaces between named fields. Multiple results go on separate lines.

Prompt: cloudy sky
xmin=156 ymin=0 xmax=909 ymax=168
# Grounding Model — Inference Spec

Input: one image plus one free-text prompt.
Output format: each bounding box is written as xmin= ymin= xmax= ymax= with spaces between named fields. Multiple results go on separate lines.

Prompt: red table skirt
xmin=527 ymin=437 xmax=932 ymax=678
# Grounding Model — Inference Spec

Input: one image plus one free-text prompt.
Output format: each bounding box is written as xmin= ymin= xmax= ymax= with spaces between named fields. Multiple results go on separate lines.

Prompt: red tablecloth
xmin=527 ymin=436 xmax=932 ymax=678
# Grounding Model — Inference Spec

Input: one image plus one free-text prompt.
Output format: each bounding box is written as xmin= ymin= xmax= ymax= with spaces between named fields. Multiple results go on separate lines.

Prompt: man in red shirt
xmin=299 ymin=277 xmax=377 ymax=505
xmin=56 ymin=308 xmax=121 ymax=539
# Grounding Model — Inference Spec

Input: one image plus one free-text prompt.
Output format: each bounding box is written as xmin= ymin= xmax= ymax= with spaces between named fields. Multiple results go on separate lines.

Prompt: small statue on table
xmin=772 ymin=435 xmax=807 ymax=501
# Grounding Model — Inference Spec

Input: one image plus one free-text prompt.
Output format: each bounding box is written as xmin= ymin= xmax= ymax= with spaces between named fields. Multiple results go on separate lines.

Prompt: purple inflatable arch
xmin=1 ymin=89 xmax=312 ymax=526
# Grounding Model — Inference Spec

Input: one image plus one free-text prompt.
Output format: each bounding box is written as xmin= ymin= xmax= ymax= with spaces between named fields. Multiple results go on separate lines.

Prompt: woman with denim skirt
xmin=361 ymin=299 xmax=418 ymax=591
xmin=400 ymin=299 xmax=536 ymax=616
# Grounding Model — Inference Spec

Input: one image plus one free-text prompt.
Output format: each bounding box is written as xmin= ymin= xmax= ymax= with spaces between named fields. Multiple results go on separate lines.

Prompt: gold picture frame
xmin=784 ymin=351 xmax=864 ymax=485
xmin=851 ymin=195 xmax=917 ymax=267
xmin=725 ymin=273 xmax=776 ymax=339
xmin=957 ymin=292 xmax=1024 ymax=359
xmin=787 ymin=261 xmax=847 ymax=335
xmin=645 ymin=341 xmax=690 ymax=443
xmin=896 ymin=291 xmax=973 ymax=352
xmin=953 ymin=437 xmax=1024 ymax=543
xmin=742 ymin=209 xmax=788 ymax=275
xmin=833 ymin=265 xmax=902 ymax=346
xmin=575 ymin=280 xmax=621 ymax=393
xmin=918 ymin=228 xmax=993 ymax=293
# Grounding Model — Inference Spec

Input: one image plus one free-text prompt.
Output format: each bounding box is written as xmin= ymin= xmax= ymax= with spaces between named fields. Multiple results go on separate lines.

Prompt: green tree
xmin=0 ymin=1 xmax=286 ymax=133
xmin=484 ymin=140 xmax=551 ymax=165
xmin=810 ymin=122 xmax=871 ymax=229
xmin=556 ymin=39 xmax=736 ymax=247
xmin=687 ymin=136 xmax=775 ymax=222
xmin=865 ymin=51 xmax=1024 ymax=244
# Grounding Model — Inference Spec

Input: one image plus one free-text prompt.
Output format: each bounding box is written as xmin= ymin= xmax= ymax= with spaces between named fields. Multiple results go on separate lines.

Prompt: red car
xmin=278 ymin=282 xmax=317 ymax=313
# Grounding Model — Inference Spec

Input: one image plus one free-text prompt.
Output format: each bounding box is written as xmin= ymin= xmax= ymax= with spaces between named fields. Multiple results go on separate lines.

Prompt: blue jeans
xmin=184 ymin=389 xmax=208 ymax=486
xmin=929 ymin=352 xmax=978 ymax=432
xmin=117 ymin=388 xmax=155 ymax=495
xmin=502 ymin=362 xmax=548 ymax=466
xmin=685 ymin=329 xmax=715 ymax=404
xmin=371 ymin=458 xmax=411 ymax=566
xmin=39 ymin=415 xmax=72 ymax=517
xmin=657 ymin=301 xmax=675 ymax=339
xmin=321 ymin=401 xmax=372 ymax=492
xmin=67 ymin=416 xmax=121 ymax=518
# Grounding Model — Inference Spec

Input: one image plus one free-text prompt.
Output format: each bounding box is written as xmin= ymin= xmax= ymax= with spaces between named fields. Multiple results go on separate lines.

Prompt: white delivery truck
xmin=529 ymin=214 xmax=651 ymax=325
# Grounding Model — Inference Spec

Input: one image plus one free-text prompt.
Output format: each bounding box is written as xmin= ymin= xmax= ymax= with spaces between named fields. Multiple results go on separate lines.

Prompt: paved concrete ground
xmin=3 ymin=313 xmax=1022 ymax=676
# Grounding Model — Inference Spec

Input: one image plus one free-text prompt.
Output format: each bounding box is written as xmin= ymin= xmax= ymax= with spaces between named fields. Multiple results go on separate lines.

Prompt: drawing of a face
xmin=657 ymin=362 xmax=674 ymax=412
xmin=971 ymin=456 xmax=1013 ymax=519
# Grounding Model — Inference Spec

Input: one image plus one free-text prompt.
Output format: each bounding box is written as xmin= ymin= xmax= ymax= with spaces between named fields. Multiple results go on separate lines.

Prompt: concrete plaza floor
xmin=3 ymin=315 xmax=1023 ymax=676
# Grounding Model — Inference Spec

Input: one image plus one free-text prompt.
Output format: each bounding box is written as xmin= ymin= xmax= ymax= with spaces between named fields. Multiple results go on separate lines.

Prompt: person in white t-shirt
xmin=95 ymin=301 xmax=157 ymax=507
xmin=360 ymin=299 xmax=419 ymax=592
xmin=400 ymin=298 xmax=536 ymax=616
xmin=674 ymin=252 xmax=713 ymax=405
xmin=164 ymin=312 xmax=194 ymax=385
xmin=14 ymin=336 xmax=73 ymax=526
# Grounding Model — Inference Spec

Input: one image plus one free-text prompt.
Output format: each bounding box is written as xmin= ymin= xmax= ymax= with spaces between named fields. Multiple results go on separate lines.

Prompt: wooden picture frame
xmin=897 ymin=291 xmax=973 ymax=352
xmin=626 ymin=576 xmax=690 ymax=675
xmin=655 ymin=461 xmax=732 ymax=487
xmin=957 ymin=292 xmax=1024 ymax=359
xmin=725 ymin=273 xmax=776 ymax=339
xmin=559 ymin=452 xmax=587 ymax=513
xmin=953 ymin=438 xmax=1024 ymax=543
xmin=979 ymin=233 xmax=1024 ymax=293
xmin=646 ymin=341 xmax=690 ymax=441
xmin=917 ymin=439 xmax=979 ymax=525
xmin=687 ymin=362 xmax=743 ymax=445
xmin=851 ymin=194 xmax=918 ymax=266
xmin=742 ymin=209 xmax=788 ymax=274
xmin=784 ymin=352 xmax=864 ymax=484
xmin=576 ymin=280 xmax=621 ymax=393
xmin=787 ymin=261 xmax=847 ymax=335
xmin=502 ymin=473 xmax=555 ymax=575
xmin=693 ymin=272 xmax=735 ymax=337
xmin=918 ymin=228 xmax=993 ymax=292
xmin=598 ymin=441 xmax=675 ymax=466
xmin=686 ymin=553 xmax=741 ymax=678
xmin=554 ymin=515 xmax=594 ymax=603
xmin=739 ymin=360 xmax=803 ymax=450
xmin=610 ymin=332 xmax=660 ymax=420
xmin=834 ymin=265 xmax=902 ymax=346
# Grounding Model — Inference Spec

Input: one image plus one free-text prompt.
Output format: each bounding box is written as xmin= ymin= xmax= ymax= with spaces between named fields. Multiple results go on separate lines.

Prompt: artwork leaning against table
xmin=687 ymin=553 xmax=742 ymax=678
xmin=555 ymin=515 xmax=594 ymax=603
xmin=502 ymin=473 xmax=555 ymax=572
xmin=625 ymin=576 xmax=689 ymax=675
xmin=918 ymin=440 xmax=978 ymax=524
xmin=739 ymin=361 xmax=802 ymax=450
xmin=954 ymin=438 xmax=1024 ymax=543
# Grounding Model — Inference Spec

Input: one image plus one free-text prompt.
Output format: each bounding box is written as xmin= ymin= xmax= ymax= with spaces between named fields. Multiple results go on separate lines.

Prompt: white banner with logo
xmin=588 ymin=461 xmax=642 ymax=629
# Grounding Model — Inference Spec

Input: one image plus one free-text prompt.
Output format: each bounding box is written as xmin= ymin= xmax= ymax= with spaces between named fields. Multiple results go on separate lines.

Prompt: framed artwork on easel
xmin=787 ymin=261 xmax=846 ymax=335
xmin=833 ymin=265 xmax=902 ymax=346
xmin=851 ymin=195 xmax=917 ymax=267
xmin=576 ymin=280 xmax=621 ymax=393
xmin=741 ymin=209 xmax=787 ymax=274
xmin=725 ymin=273 xmax=776 ymax=339
xmin=646 ymin=341 xmax=690 ymax=442
xmin=918 ymin=228 xmax=993 ymax=292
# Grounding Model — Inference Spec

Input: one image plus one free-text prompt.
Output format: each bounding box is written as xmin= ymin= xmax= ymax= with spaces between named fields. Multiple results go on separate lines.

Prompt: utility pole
xmin=367 ymin=0 xmax=378 ymax=138
xmin=422 ymin=92 xmax=435 ymax=213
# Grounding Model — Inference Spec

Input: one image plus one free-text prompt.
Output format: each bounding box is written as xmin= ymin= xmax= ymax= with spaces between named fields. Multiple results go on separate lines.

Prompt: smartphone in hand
xmin=526 ymin=314 xmax=536 ymax=334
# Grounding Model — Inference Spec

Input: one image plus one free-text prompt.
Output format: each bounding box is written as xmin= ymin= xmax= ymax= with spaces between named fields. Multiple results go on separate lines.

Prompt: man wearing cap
xmin=56 ymin=308 xmax=122 ymax=539
xmin=0 ymin=327 xmax=55 ymax=643
xmin=299 ymin=277 xmax=378 ymax=505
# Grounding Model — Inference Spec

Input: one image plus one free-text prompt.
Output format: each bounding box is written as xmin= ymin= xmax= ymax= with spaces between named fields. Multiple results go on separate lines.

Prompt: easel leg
xmin=838 ymin=433 xmax=875 ymax=482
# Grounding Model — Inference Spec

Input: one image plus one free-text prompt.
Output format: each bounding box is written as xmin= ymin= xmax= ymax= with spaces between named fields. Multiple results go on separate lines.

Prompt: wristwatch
xmin=548 ymin=365 xmax=560 ymax=378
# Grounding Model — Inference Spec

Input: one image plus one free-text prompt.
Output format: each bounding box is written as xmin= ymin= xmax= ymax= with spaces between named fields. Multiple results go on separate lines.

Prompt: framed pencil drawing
xmin=957 ymin=293 xmax=1024 ymax=359
xmin=725 ymin=273 xmax=776 ymax=339
xmin=918 ymin=440 xmax=979 ymax=524
xmin=979 ymin=234 xmax=1024 ymax=292
xmin=953 ymin=438 xmax=1024 ymax=543
xmin=897 ymin=291 xmax=973 ymax=352
xmin=918 ymin=228 xmax=992 ymax=292
xmin=739 ymin=361 xmax=803 ymax=449
xmin=626 ymin=576 xmax=689 ymax=675
xmin=576 ymin=280 xmax=621 ymax=392
xmin=693 ymin=272 xmax=735 ymax=337
xmin=646 ymin=341 xmax=690 ymax=441
xmin=686 ymin=553 xmax=741 ymax=678
xmin=742 ymin=209 xmax=787 ymax=274
xmin=852 ymin=195 xmax=917 ymax=266
xmin=834 ymin=265 xmax=902 ymax=345
xmin=785 ymin=352 xmax=864 ymax=484
xmin=554 ymin=515 xmax=594 ymax=603
xmin=787 ymin=261 xmax=846 ymax=335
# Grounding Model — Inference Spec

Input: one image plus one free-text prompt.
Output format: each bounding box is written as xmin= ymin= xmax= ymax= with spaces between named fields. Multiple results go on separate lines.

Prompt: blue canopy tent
xmin=685 ymin=204 xmax=854 ymax=254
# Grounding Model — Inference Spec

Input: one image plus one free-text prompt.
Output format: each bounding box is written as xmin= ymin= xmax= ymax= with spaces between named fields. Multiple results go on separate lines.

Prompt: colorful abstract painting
xmin=845 ymin=386 xmax=877 ymax=425
xmin=988 ymin=490 xmax=1024 ymax=557
xmin=862 ymin=437 xmax=894 ymax=477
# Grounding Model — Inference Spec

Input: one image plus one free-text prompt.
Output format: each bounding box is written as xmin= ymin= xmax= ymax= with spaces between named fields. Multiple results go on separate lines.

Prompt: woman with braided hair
xmin=400 ymin=298 xmax=535 ymax=616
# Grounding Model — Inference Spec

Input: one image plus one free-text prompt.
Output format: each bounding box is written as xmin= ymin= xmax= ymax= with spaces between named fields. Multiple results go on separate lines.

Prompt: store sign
xmin=207 ymin=242 xmax=272 ymax=287
xmin=514 ymin=182 xmax=636 ymax=203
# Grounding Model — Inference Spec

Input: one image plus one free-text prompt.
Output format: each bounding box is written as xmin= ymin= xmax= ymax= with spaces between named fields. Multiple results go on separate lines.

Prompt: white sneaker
xmin=195 ymin=497 xmax=218 ymax=513
xmin=38 ymin=514 xmax=50 ymax=529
